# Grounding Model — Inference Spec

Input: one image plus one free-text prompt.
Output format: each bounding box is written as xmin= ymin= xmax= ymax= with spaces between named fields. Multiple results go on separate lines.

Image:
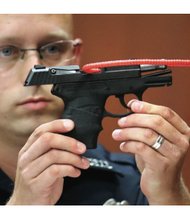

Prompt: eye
xmin=41 ymin=41 xmax=72 ymax=57
xmin=0 ymin=46 xmax=18 ymax=58
xmin=44 ymin=44 xmax=60 ymax=54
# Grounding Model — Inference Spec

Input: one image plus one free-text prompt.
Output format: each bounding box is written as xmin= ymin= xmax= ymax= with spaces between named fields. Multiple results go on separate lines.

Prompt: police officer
xmin=0 ymin=14 xmax=189 ymax=205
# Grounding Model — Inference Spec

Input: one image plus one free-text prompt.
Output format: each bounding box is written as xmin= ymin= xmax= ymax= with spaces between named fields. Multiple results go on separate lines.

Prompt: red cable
xmin=82 ymin=59 xmax=190 ymax=74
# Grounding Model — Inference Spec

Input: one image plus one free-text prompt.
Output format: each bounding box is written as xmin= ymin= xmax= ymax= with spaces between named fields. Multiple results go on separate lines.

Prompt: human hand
xmin=112 ymin=99 xmax=190 ymax=204
xmin=7 ymin=119 xmax=89 ymax=205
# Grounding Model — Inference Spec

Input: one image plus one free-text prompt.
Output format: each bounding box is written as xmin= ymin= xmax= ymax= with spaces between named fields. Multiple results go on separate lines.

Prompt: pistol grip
xmin=62 ymin=96 xmax=107 ymax=149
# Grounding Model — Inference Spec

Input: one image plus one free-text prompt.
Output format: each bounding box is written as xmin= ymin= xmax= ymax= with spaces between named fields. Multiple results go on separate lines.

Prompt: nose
xmin=19 ymin=51 xmax=42 ymax=83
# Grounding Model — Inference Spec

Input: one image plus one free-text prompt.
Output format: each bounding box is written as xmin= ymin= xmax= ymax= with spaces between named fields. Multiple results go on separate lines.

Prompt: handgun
xmin=24 ymin=62 xmax=172 ymax=149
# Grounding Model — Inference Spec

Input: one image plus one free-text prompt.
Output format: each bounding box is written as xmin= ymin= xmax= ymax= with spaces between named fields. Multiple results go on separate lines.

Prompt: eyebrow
xmin=0 ymin=38 xmax=71 ymax=50
xmin=0 ymin=31 xmax=71 ymax=45
xmin=0 ymin=36 xmax=20 ymax=42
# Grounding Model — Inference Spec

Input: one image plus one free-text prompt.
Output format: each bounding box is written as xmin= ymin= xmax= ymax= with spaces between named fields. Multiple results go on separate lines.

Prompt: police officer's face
xmin=0 ymin=15 xmax=77 ymax=142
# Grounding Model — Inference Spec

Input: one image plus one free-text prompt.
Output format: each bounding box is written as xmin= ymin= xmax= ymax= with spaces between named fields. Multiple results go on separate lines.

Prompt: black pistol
xmin=24 ymin=63 xmax=172 ymax=149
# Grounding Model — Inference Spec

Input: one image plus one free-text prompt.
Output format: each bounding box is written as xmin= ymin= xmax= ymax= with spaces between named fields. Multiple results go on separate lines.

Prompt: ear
xmin=73 ymin=38 xmax=83 ymax=65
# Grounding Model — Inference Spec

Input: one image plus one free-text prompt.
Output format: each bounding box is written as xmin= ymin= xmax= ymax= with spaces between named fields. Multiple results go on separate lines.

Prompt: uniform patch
xmin=87 ymin=157 xmax=113 ymax=170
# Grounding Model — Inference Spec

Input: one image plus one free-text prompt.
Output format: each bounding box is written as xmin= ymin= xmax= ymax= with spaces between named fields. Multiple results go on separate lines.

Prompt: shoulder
xmin=0 ymin=169 xmax=13 ymax=205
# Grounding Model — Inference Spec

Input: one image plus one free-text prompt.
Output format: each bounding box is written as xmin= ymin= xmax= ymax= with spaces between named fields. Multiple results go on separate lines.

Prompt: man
xmin=0 ymin=14 xmax=189 ymax=205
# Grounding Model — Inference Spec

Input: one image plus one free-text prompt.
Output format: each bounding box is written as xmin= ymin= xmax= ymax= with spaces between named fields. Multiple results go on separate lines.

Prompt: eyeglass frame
xmin=0 ymin=38 xmax=82 ymax=68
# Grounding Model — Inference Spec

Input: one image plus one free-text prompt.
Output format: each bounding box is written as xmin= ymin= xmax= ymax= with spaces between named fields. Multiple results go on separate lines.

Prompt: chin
xmin=17 ymin=115 xmax=61 ymax=134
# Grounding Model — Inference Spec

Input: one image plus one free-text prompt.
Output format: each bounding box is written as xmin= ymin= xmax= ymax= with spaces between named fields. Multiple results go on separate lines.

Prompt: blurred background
xmin=73 ymin=14 xmax=190 ymax=189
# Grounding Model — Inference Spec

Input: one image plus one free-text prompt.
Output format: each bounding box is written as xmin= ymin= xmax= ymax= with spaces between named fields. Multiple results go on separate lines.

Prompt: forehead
xmin=0 ymin=14 xmax=73 ymax=42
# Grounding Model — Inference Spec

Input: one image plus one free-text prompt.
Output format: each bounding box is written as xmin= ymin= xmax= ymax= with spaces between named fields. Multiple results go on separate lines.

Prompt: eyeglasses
xmin=0 ymin=38 xmax=82 ymax=73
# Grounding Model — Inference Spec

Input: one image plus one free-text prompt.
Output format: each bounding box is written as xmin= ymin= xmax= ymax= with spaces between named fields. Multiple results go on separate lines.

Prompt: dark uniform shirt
xmin=0 ymin=145 xmax=148 ymax=205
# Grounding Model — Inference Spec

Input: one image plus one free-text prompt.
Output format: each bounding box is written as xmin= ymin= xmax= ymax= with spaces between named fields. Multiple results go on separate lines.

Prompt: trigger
xmin=104 ymin=95 xmax=133 ymax=118
xmin=116 ymin=95 xmax=129 ymax=109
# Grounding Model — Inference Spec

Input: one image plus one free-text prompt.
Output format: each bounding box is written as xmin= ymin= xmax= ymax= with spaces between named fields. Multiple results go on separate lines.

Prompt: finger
xmin=21 ymin=119 xmax=74 ymax=153
xmin=112 ymin=127 xmax=158 ymax=143
xmin=35 ymin=164 xmax=82 ymax=187
xmin=20 ymin=150 xmax=89 ymax=179
xmin=155 ymin=138 xmax=186 ymax=161
xmin=19 ymin=133 xmax=86 ymax=166
xmin=120 ymin=140 xmax=168 ymax=171
xmin=127 ymin=99 xmax=190 ymax=135
xmin=117 ymin=113 xmax=188 ymax=150
xmin=112 ymin=127 xmax=183 ymax=160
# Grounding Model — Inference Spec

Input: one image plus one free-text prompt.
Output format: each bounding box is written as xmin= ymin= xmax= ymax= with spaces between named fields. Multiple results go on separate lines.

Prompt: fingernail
xmin=131 ymin=101 xmax=143 ymax=112
xmin=127 ymin=99 xmax=138 ymax=108
xmin=77 ymin=142 xmax=86 ymax=153
xmin=118 ymin=117 xmax=127 ymax=126
xmin=82 ymin=157 xmax=90 ymax=168
xmin=112 ymin=129 xmax=121 ymax=138
xmin=63 ymin=119 xmax=74 ymax=130
xmin=119 ymin=142 xmax=126 ymax=151
xmin=120 ymin=142 xmax=126 ymax=150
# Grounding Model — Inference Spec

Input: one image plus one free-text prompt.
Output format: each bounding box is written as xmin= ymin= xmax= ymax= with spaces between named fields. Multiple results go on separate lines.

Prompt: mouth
xmin=17 ymin=97 xmax=51 ymax=111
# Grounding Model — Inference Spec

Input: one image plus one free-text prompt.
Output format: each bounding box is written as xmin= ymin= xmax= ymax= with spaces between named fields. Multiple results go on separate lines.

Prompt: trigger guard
xmin=104 ymin=109 xmax=134 ymax=118
xmin=116 ymin=94 xmax=128 ymax=109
